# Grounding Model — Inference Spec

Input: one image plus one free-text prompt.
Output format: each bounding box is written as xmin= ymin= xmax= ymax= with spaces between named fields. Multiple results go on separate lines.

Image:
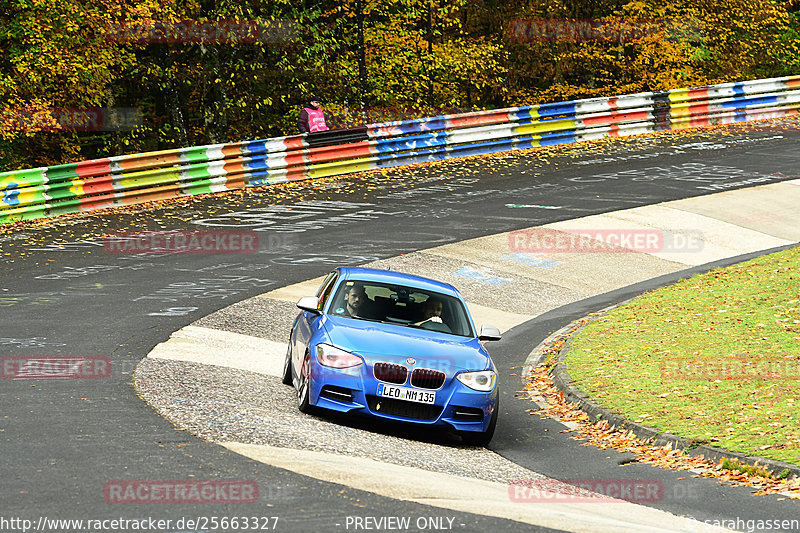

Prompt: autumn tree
xmin=0 ymin=0 xmax=797 ymax=170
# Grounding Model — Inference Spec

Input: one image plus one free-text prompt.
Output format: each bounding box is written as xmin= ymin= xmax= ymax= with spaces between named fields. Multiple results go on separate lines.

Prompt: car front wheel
xmin=282 ymin=336 xmax=293 ymax=386
xmin=297 ymin=352 xmax=313 ymax=413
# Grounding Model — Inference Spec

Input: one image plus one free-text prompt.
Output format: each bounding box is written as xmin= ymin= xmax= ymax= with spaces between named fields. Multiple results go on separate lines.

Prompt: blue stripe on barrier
xmin=372 ymin=117 xmax=449 ymax=136
xmin=513 ymin=137 xmax=538 ymax=150
xmin=243 ymin=142 xmax=269 ymax=156
xmin=515 ymin=114 xmax=567 ymax=125
xmin=245 ymin=156 xmax=270 ymax=170
xmin=447 ymin=139 xmax=516 ymax=158
xmin=248 ymin=169 xmax=272 ymax=177
xmin=411 ymin=118 xmax=448 ymax=133
xmin=720 ymin=95 xmax=779 ymax=109
xmin=246 ymin=170 xmax=291 ymax=186
xmin=374 ymin=132 xmax=448 ymax=153
xmin=513 ymin=107 xmax=538 ymax=121
xmin=376 ymin=151 xmax=447 ymax=169
xmin=248 ymin=178 xmax=279 ymax=187
xmin=374 ymin=136 xmax=519 ymax=169
xmin=540 ymin=114 xmax=574 ymax=122
xmin=540 ymin=131 xmax=576 ymax=146
xmin=374 ymin=147 xmax=443 ymax=166
xmin=733 ymin=83 xmax=745 ymax=96
xmin=537 ymin=102 xmax=577 ymax=118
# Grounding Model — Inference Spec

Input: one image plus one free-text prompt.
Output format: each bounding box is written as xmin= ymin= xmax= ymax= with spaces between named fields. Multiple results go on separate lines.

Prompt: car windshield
xmin=328 ymin=280 xmax=474 ymax=337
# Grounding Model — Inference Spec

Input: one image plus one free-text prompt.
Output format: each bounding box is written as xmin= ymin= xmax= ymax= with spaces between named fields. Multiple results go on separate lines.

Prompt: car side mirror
xmin=478 ymin=325 xmax=501 ymax=341
xmin=297 ymin=296 xmax=322 ymax=314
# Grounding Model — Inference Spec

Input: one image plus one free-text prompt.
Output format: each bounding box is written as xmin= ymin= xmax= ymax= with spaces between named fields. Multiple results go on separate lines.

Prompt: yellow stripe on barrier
xmin=515 ymin=118 xmax=575 ymax=135
xmin=69 ymin=181 xmax=85 ymax=198
xmin=117 ymin=169 xmax=181 ymax=189
xmin=668 ymin=89 xmax=689 ymax=103
xmin=308 ymin=158 xmax=375 ymax=178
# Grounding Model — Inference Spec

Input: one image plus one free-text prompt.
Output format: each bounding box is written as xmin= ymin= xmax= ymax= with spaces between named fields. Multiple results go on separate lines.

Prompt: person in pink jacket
xmin=297 ymin=96 xmax=329 ymax=133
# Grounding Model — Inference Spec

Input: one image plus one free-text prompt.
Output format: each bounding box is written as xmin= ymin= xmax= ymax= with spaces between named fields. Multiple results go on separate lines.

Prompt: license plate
xmin=377 ymin=384 xmax=436 ymax=404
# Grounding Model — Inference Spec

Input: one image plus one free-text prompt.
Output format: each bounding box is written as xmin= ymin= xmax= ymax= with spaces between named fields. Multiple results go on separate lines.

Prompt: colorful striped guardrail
xmin=2 ymin=74 xmax=799 ymax=224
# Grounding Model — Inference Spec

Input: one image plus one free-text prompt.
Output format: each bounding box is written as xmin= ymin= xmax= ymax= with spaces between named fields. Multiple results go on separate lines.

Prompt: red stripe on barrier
xmin=117 ymin=153 xmax=181 ymax=171
xmin=78 ymin=175 xmax=115 ymax=195
xmin=75 ymin=159 xmax=112 ymax=178
xmin=77 ymin=184 xmax=184 ymax=212
xmin=787 ymin=78 xmax=800 ymax=89
xmin=608 ymin=97 xmax=618 ymax=111
xmin=283 ymin=137 xmax=305 ymax=151
xmin=221 ymin=144 xmax=244 ymax=158
xmin=583 ymin=110 xmax=649 ymax=126
xmin=687 ymin=88 xmax=709 ymax=101
xmin=307 ymin=141 xmax=372 ymax=163
xmin=285 ymin=166 xmax=310 ymax=181
xmin=689 ymin=109 xmax=712 ymax=127
xmin=119 ymin=188 xmax=181 ymax=205
xmin=223 ymin=161 xmax=247 ymax=174
xmin=77 ymin=194 xmax=117 ymax=212
xmin=687 ymin=103 xmax=711 ymax=116
xmin=281 ymin=152 xmax=307 ymax=167
xmin=448 ymin=111 xmax=511 ymax=129
xmin=224 ymin=175 xmax=247 ymax=188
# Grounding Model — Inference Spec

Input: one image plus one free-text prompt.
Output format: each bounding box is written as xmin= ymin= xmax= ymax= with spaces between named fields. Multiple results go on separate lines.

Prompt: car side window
xmin=315 ymin=272 xmax=337 ymax=297
xmin=317 ymin=273 xmax=338 ymax=311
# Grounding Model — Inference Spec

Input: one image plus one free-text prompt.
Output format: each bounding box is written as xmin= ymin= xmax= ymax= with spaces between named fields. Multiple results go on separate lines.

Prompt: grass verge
xmin=566 ymin=246 xmax=800 ymax=465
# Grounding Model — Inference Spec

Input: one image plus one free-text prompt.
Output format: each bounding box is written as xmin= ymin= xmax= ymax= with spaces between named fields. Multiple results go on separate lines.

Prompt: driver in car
xmin=415 ymin=297 xmax=451 ymax=333
xmin=341 ymin=283 xmax=380 ymax=319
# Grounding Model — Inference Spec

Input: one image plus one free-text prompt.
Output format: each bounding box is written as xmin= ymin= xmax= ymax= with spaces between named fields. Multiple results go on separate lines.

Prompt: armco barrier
xmin=1 ymin=75 xmax=799 ymax=224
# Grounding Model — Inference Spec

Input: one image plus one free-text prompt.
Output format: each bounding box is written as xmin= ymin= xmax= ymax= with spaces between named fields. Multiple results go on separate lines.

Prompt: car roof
xmin=336 ymin=267 xmax=462 ymax=298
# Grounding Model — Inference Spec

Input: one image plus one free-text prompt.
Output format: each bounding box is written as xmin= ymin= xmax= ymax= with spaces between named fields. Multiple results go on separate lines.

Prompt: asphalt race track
xmin=2 ymin=123 xmax=800 ymax=532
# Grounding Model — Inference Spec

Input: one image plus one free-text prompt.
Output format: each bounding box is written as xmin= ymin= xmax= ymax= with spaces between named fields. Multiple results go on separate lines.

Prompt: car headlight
xmin=316 ymin=344 xmax=363 ymax=369
xmin=456 ymin=370 xmax=496 ymax=392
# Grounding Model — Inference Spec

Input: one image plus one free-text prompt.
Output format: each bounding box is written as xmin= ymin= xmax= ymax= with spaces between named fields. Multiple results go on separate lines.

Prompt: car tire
xmin=297 ymin=351 xmax=313 ymax=414
xmin=282 ymin=336 xmax=293 ymax=386
xmin=461 ymin=398 xmax=498 ymax=447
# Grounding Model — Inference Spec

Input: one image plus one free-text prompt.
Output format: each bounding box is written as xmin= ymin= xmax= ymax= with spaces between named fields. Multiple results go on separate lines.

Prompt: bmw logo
xmin=406 ymin=358 xmax=416 ymax=365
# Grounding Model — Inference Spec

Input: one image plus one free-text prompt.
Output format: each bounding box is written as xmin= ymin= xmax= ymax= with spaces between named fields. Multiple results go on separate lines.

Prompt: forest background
xmin=1 ymin=0 xmax=799 ymax=171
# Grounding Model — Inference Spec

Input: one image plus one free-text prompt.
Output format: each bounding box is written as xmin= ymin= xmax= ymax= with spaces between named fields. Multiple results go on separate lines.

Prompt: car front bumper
xmin=308 ymin=363 xmax=498 ymax=433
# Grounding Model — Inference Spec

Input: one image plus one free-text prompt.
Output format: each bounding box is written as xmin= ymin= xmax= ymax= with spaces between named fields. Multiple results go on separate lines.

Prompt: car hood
xmin=322 ymin=315 xmax=491 ymax=371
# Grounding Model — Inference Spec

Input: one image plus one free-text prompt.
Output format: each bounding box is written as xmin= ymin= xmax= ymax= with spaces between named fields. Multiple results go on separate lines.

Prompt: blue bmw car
xmin=282 ymin=267 xmax=502 ymax=446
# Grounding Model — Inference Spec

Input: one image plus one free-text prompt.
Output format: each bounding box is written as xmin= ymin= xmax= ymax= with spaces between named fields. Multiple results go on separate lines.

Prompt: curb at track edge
xmin=522 ymin=250 xmax=800 ymax=481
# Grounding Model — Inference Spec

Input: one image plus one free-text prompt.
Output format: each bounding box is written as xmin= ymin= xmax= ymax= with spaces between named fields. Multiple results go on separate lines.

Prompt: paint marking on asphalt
xmin=222 ymin=441 xmax=732 ymax=533
xmin=148 ymin=325 xmax=284 ymax=377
